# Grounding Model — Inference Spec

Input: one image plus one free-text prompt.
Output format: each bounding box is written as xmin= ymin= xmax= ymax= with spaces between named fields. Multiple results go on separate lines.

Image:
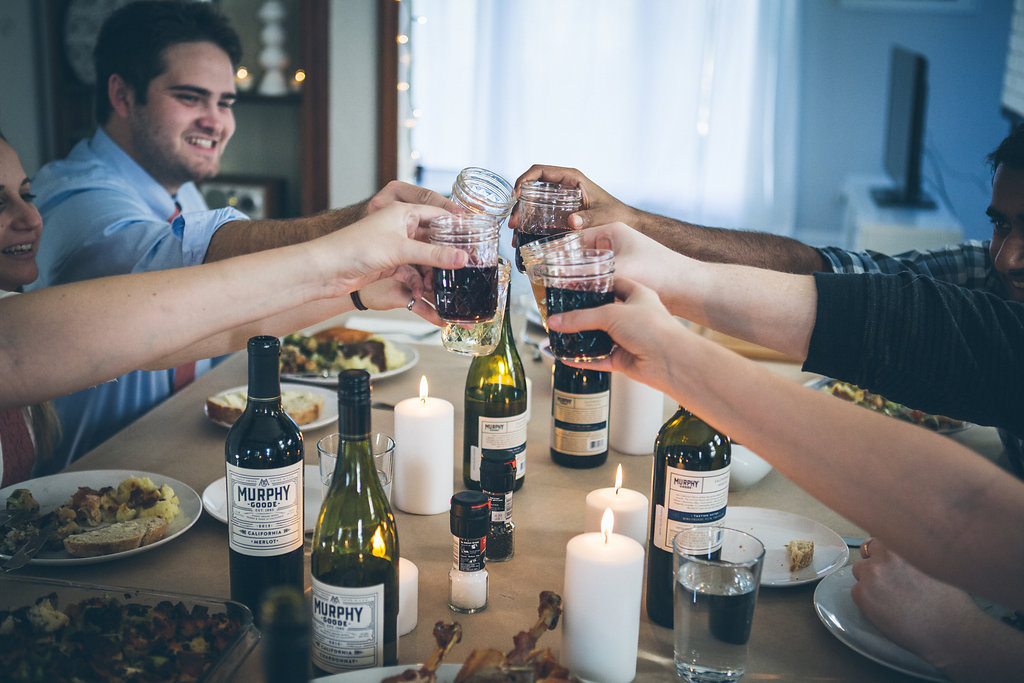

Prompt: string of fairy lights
xmin=396 ymin=0 xmax=422 ymax=185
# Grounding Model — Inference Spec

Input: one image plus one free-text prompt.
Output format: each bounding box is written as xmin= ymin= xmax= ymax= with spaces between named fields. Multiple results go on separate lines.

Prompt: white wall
xmin=328 ymin=0 xmax=379 ymax=208
xmin=0 ymin=1 xmax=46 ymax=174
xmin=795 ymin=0 xmax=1013 ymax=245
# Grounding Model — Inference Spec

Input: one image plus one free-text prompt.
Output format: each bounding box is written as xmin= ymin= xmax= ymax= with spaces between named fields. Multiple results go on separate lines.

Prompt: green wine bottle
xmin=311 ymin=369 xmax=399 ymax=672
xmin=645 ymin=405 xmax=731 ymax=628
xmin=463 ymin=293 xmax=528 ymax=490
xmin=225 ymin=335 xmax=304 ymax=623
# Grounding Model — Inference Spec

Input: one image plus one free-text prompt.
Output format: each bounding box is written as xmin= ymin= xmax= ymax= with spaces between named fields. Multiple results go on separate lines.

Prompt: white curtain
xmin=405 ymin=0 xmax=800 ymax=235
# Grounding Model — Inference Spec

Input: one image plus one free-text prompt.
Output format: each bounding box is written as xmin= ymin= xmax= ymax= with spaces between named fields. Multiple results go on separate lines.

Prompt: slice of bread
xmin=785 ymin=539 xmax=815 ymax=572
xmin=206 ymin=390 xmax=324 ymax=426
xmin=63 ymin=517 xmax=168 ymax=558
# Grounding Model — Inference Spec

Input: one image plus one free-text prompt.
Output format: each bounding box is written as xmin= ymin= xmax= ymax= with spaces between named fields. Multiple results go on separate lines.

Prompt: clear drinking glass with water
xmin=672 ymin=526 xmax=765 ymax=682
xmin=317 ymin=432 xmax=395 ymax=500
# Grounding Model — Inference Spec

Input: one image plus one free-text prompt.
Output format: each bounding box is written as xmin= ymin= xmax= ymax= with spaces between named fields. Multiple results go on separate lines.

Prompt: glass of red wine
xmin=537 ymin=248 xmax=616 ymax=361
xmin=429 ymin=214 xmax=502 ymax=324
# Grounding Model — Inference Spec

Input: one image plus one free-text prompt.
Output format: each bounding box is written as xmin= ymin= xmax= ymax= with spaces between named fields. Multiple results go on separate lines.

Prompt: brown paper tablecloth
xmin=17 ymin=311 xmax=1001 ymax=681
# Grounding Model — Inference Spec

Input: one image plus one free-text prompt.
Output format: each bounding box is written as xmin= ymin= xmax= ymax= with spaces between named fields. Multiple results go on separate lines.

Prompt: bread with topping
xmin=785 ymin=539 xmax=814 ymax=572
xmin=63 ymin=517 xmax=168 ymax=557
xmin=206 ymin=389 xmax=324 ymax=425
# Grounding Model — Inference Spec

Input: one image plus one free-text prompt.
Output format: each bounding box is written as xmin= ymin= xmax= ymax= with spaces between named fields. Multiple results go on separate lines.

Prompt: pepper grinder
xmin=449 ymin=490 xmax=490 ymax=613
xmin=481 ymin=452 xmax=516 ymax=562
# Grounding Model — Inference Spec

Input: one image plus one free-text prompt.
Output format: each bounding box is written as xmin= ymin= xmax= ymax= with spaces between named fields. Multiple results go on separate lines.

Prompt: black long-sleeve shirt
xmin=805 ymin=271 xmax=1024 ymax=474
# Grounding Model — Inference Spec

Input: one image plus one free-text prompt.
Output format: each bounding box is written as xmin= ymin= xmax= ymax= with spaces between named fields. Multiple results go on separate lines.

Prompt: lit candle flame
xmin=601 ymin=508 xmax=615 ymax=544
xmin=614 ymin=463 xmax=623 ymax=494
xmin=419 ymin=375 xmax=429 ymax=404
xmin=372 ymin=527 xmax=386 ymax=557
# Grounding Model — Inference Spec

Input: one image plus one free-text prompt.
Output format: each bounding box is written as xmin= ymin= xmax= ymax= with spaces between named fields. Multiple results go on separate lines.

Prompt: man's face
xmin=987 ymin=164 xmax=1024 ymax=303
xmin=127 ymin=41 xmax=237 ymax=194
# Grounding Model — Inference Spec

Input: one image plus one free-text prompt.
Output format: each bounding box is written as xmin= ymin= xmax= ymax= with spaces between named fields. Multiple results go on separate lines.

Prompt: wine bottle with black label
xmin=311 ymin=369 xmax=399 ymax=673
xmin=225 ymin=335 xmax=304 ymax=623
xmin=550 ymin=360 xmax=610 ymax=468
xmin=646 ymin=405 xmax=731 ymax=628
xmin=463 ymin=294 xmax=528 ymax=490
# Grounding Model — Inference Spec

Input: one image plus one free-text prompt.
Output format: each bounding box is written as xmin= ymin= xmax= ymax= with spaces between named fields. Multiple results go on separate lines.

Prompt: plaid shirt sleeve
xmin=815 ymin=241 xmax=995 ymax=290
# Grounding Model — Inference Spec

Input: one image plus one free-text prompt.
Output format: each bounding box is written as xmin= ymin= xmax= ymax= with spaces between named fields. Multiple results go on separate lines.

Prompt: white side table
xmin=841 ymin=175 xmax=963 ymax=252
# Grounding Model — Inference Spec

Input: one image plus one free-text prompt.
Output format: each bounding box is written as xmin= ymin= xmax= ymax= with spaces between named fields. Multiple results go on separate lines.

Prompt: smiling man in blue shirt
xmin=28 ymin=1 xmax=452 ymax=471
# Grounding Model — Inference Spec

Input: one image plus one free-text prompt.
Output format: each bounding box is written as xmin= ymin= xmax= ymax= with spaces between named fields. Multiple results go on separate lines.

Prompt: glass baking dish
xmin=0 ymin=573 xmax=260 ymax=682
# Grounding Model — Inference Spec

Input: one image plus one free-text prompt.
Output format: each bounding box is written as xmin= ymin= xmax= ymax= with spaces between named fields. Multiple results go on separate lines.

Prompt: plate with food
xmin=814 ymin=566 xmax=947 ymax=681
xmin=722 ymin=507 xmax=849 ymax=587
xmin=280 ymin=327 xmax=419 ymax=386
xmin=807 ymin=377 xmax=970 ymax=434
xmin=205 ymin=383 xmax=336 ymax=431
xmin=203 ymin=465 xmax=323 ymax=533
xmin=0 ymin=470 xmax=201 ymax=566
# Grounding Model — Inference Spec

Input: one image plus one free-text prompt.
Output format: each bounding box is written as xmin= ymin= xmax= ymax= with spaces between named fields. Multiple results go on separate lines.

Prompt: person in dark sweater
xmin=548 ymin=221 xmax=1023 ymax=682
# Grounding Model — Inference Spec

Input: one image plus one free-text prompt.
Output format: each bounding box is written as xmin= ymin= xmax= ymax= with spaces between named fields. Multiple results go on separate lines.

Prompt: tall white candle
xmin=392 ymin=376 xmax=455 ymax=515
xmin=563 ymin=510 xmax=644 ymax=683
xmin=584 ymin=464 xmax=649 ymax=545
xmin=610 ymin=373 xmax=665 ymax=455
xmin=398 ymin=557 xmax=418 ymax=636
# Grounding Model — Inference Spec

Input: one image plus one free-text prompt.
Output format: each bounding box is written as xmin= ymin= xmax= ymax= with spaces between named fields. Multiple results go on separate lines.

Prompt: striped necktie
xmin=169 ymin=200 xmax=196 ymax=392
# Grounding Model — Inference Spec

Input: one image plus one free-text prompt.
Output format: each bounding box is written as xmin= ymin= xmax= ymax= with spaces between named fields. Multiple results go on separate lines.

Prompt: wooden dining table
xmin=14 ymin=310 xmax=1005 ymax=682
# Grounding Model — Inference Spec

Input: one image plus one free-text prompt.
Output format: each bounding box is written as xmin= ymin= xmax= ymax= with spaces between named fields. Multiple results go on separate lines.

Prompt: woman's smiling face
xmin=0 ymin=139 xmax=42 ymax=292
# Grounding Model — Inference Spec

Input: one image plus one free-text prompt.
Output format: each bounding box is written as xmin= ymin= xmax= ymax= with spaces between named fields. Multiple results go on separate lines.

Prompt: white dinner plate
xmin=282 ymin=343 xmax=420 ymax=387
xmin=814 ymin=566 xmax=947 ymax=681
xmin=204 ymin=382 xmax=337 ymax=431
xmin=313 ymin=663 xmax=461 ymax=682
xmin=0 ymin=470 xmax=201 ymax=566
xmin=722 ymin=506 xmax=849 ymax=587
xmin=203 ymin=465 xmax=323 ymax=533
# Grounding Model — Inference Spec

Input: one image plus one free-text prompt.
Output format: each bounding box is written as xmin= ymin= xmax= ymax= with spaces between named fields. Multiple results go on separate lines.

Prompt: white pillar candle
xmin=398 ymin=557 xmax=418 ymax=636
xmin=563 ymin=510 xmax=644 ymax=683
xmin=609 ymin=373 xmax=665 ymax=455
xmin=584 ymin=464 xmax=649 ymax=545
xmin=392 ymin=376 xmax=455 ymax=515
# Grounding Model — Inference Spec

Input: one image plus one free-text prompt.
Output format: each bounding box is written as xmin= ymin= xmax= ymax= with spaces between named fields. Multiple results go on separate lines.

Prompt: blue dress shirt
xmin=27 ymin=128 xmax=249 ymax=472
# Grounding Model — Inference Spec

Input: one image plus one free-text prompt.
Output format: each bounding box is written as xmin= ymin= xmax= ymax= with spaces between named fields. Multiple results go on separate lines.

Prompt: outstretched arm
xmin=512 ymin=165 xmax=827 ymax=273
xmin=204 ymin=180 xmax=459 ymax=262
xmin=0 ymin=202 xmax=467 ymax=408
xmin=548 ymin=279 xmax=1024 ymax=612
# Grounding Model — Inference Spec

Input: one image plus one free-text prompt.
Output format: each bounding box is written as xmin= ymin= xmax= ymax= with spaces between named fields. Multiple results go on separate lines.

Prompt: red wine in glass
xmin=434 ymin=265 xmax=499 ymax=322
xmin=545 ymin=286 xmax=614 ymax=359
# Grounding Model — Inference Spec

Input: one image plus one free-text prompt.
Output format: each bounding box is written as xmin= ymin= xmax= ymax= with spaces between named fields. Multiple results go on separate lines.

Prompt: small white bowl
xmin=729 ymin=444 xmax=773 ymax=490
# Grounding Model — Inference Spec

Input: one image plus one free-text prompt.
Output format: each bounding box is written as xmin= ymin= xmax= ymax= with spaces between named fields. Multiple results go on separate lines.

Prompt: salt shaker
xmin=449 ymin=490 xmax=490 ymax=613
xmin=480 ymin=452 xmax=516 ymax=562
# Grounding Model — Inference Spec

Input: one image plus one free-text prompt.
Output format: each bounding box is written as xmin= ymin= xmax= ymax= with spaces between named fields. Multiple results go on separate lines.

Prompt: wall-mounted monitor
xmin=871 ymin=45 xmax=936 ymax=209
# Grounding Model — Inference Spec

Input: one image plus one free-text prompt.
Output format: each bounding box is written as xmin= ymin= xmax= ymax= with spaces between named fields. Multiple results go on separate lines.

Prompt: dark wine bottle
xmin=645 ymin=405 xmax=731 ymax=628
xmin=310 ymin=369 xmax=399 ymax=673
xmin=550 ymin=360 xmax=610 ymax=468
xmin=225 ymin=335 xmax=304 ymax=624
xmin=260 ymin=585 xmax=312 ymax=683
xmin=463 ymin=293 xmax=528 ymax=490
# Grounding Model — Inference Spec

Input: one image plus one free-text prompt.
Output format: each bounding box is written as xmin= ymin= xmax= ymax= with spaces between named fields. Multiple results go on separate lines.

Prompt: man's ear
xmin=107 ymin=74 xmax=136 ymax=119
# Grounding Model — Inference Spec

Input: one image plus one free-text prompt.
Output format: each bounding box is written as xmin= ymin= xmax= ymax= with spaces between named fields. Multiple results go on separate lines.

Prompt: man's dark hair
xmin=94 ymin=0 xmax=243 ymax=124
xmin=987 ymin=123 xmax=1024 ymax=176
